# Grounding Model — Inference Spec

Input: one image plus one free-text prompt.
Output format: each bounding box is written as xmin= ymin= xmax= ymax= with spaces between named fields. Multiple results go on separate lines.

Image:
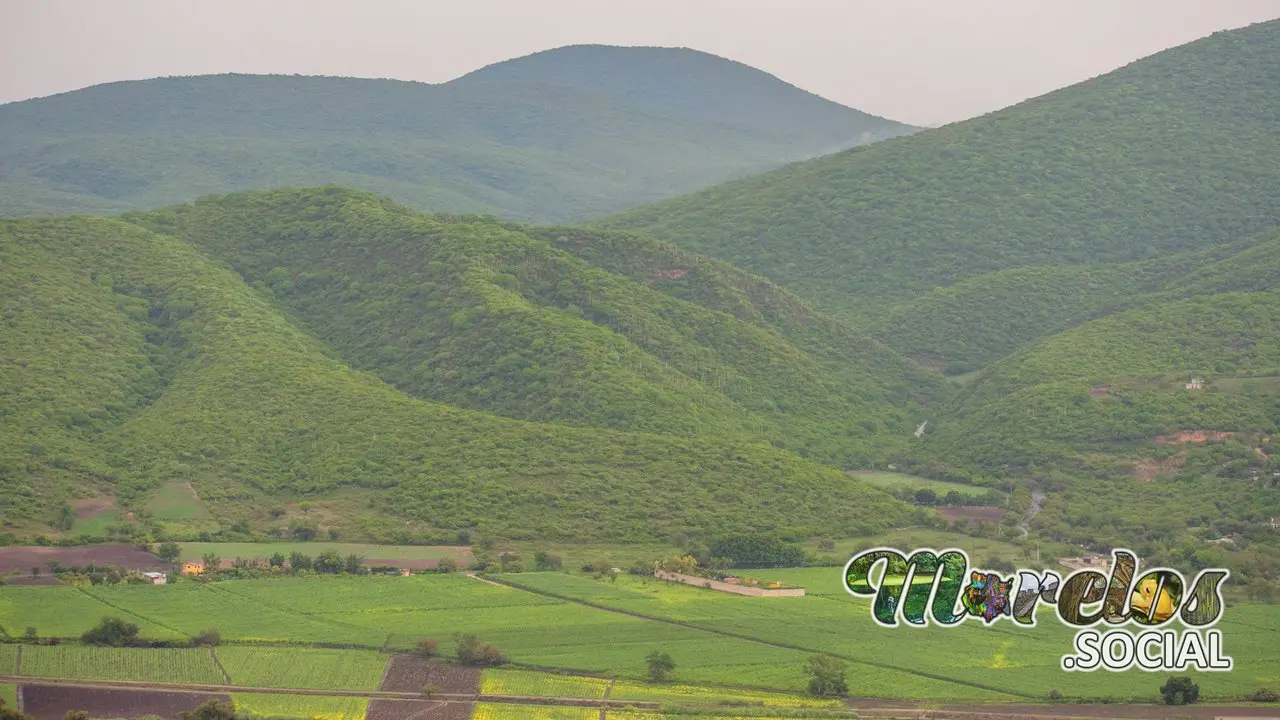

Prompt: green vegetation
xmin=607 ymin=20 xmax=1280 ymax=316
xmin=498 ymin=571 xmax=1279 ymax=701
xmin=480 ymin=667 xmax=610 ymax=698
xmin=0 ymin=47 xmax=912 ymax=223
xmin=146 ymin=482 xmax=211 ymax=520
xmin=230 ymin=694 xmax=367 ymax=720
xmin=610 ymin=681 xmax=840 ymax=708
xmin=176 ymin=542 xmax=470 ymax=563
xmin=0 ymin=200 xmax=921 ymax=541
xmin=216 ymin=646 xmax=387 ymax=690
xmin=473 ymin=705 xmax=596 ymax=720
xmin=17 ymin=644 xmax=225 ymax=684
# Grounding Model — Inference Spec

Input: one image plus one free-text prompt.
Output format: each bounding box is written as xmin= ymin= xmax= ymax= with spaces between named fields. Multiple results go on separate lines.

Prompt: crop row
xmin=217 ymin=646 xmax=388 ymax=690
xmin=231 ymin=693 xmax=367 ymax=720
xmin=480 ymin=668 xmax=610 ymax=699
xmin=18 ymin=645 xmax=225 ymax=685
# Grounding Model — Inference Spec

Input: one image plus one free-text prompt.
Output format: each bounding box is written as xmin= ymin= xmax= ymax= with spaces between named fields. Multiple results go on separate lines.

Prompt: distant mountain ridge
xmin=0 ymin=45 xmax=916 ymax=221
xmin=606 ymin=20 xmax=1280 ymax=317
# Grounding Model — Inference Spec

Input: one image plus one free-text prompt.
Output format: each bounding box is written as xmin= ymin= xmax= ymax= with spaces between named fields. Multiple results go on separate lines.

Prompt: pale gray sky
xmin=1 ymin=0 xmax=1276 ymax=126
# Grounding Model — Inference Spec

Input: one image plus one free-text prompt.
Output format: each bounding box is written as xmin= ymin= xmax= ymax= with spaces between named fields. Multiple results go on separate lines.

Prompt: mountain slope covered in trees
xmin=607 ymin=20 xmax=1280 ymax=318
xmin=0 ymin=46 xmax=914 ymax=222
xmin=0 ymin=189 xmax=928 ymax=541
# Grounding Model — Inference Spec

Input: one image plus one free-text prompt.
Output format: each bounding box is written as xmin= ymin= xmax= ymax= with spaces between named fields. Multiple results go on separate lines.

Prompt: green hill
xmin=124 ymin=188 xmax=942 ymax=469
xmin=0 ymin=189 xmax=926 ymax=541
xmin=0 ymin=46 xmax=915 ymax=222
xmin=606 ymin=20 xmax=1280 ymax=317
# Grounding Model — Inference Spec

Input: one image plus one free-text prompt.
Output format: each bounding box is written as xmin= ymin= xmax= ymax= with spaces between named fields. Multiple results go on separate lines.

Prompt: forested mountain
xmin=606 ymin=20 xmax=1280 ymax=318
xmin=0 ymin=46 xmax=915 ymax=222
xmin=0 ymin=188 xmax=928 ymax=541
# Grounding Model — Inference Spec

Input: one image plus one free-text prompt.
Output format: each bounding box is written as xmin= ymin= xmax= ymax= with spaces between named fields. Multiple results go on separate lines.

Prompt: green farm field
xmin=217 ymin=646 xmax=388 ymax=690
xmin=848 ymin=472 xmax=1005 ymax=500
xmin=146 ymin=482 xmax=212 ymax=520
xmin=473 ymin=704 xmax=597 ymax=720
xmin=2 ymin=571 xmax=1277 ymax=703
xmin=231 ymin=693 xmax=368 ymax=720
xmin=17 ymin=645 xmax=225 ymax=684
xmin=0 ymin=683 xmax=14 ymax=709
xmin=0 ymin=645 xmax=14 ymax=673
xmin=480 ymin=667 xmax=610 ymax=699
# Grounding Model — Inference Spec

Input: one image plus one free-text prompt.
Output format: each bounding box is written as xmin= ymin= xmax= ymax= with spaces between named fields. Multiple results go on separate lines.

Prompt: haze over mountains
xmin=1 ymin=20 xmax=1278 ymax=587
xmin=0 ymin=45 xmax=914 ymax=222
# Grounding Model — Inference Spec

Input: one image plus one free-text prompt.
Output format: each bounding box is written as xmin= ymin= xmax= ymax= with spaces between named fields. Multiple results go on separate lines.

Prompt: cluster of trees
xmin=416 ymin=634 xmax=507 ymax=666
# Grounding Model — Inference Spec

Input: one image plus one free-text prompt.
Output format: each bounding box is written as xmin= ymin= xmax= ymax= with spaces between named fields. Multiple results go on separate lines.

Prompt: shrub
xmin=421 ymin=684 xmax=439 ymax=698
xmin=455 ymin=634 xmax=506 ymax=666
xmin=190 ymin=629 xmax=221 ymax=647
xmin=1249 ymin=688 xmax=1279 ymax=702
xmin=81 ymin=616 xmax=140 ymax=647
xmin=437 ymin=558 xmax=459 ymax=573
xmin=1160 ymin=676 xmax=1200 ymax=705
xmin=416 ymin=638 xmax=439 ymax=658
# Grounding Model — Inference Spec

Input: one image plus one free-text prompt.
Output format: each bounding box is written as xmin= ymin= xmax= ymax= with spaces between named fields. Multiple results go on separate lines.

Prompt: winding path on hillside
xmin=1018 ymin=484 xmax=1047 ymax=537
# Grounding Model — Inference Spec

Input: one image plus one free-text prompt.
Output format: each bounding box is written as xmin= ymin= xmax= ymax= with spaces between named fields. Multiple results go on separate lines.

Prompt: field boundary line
xmin=210 ymin=646 xmax=231 ymax=683
xmin=75 ymin=585 xmax=186 ymax=636
xmin=479 ymin=574 xmax=1037 ymax=700
xmin=13 ymin=644 xmax=21 ymax=675
xmin=0 ymin=675 xmax=660 ymax=709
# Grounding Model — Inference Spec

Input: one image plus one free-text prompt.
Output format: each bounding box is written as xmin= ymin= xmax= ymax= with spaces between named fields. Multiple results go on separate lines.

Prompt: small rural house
xmin=182 ymin=561 xmax=205 ymax=576
xmin=1186 ymin=377 xmax=1204 ymax=390
xmin=142 ymin=571 xmax=167 ymax=585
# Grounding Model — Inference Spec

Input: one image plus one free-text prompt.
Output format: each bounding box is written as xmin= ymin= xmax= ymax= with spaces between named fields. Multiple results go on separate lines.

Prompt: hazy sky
xmin=2 ymin=1 xmax=1276 ymax=126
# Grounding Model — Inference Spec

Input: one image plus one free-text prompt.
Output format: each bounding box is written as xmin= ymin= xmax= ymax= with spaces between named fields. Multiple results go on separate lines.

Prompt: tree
xmin=200 ymin=552 xmax=220 ymax=573
xmin=190 ymin=629 xmax=221 ymax=647
xmin=23 ymin=627 xmax=37 ymax=643
xmin=1160 ymin=676 xmax=1200 ymax=705
xmin=416 ymin=638 xmax=439 ymax=658
xmin=268 ymin=553 xmax=286 ymax=568
xmin=436 ymin=558 xmax=459 ymax=573
xmin=455 ymin=634 xmax=506 ymax=666
xmin=343 ymin=553 xmax=366 ymax=574
xmin=914 ymin=487 xmax=938 ymax=505
xmin=82 ymin=616 xmax=140 ymax=647
xmin=804 ymin=654 xmax=848 ymax=698
xmin=533 ymin=551 xmax=562 ymax=571
xmin=314 ymin=550 xmax=344 ymax=573
xmin=645 ymin=651 xmax=675 ymax=682
xmin=288 ymin=552 xmax=312 ymax=572
xmin=156 ymin=542 xmax=182 ymax=564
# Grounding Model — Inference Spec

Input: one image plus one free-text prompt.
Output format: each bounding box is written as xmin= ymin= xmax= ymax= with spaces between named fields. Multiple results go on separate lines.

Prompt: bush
xmin=179 ymin=700 xmax=237 ymax=720
xmin=81 ymin=617 xmax=140 ymax=647
xmin=416 ymin=638 xmax=439 ymax=658
xmin=455 ymin=634 xmax=506 ymax=666
xmin=1047 ymin=689 xmax=1062 ymax=701
xmin=1160 ymin=676 xmax=1200 ymax=705
xmin=421 ymin=684 xmax=439 ymax=697
xmin=437 ymin=558 xmax=459 ymax=573
xmin=190 ymin=629 xmax=221 ymax=647
xmin=1249 ymin=688 xmax=1279 ymax=702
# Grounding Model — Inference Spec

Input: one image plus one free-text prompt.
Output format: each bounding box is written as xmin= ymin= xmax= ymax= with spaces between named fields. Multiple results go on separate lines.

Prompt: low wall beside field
xmin=653 ymin=569 xmax=805 ymax=597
